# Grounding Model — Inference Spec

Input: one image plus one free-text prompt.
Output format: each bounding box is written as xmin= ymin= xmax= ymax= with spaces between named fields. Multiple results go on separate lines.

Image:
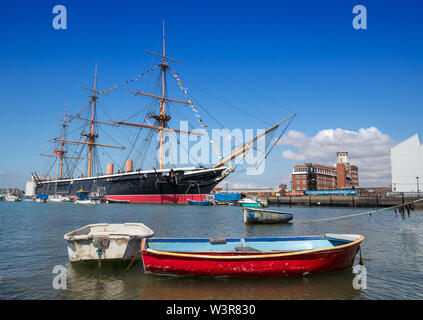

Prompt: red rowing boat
xmin=141 ymin=234 xmax=364 ymax=277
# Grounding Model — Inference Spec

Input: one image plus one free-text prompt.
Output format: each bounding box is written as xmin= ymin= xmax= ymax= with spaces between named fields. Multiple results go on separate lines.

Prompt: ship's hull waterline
xmin=34 ymin=167 xmax=230 ymax=204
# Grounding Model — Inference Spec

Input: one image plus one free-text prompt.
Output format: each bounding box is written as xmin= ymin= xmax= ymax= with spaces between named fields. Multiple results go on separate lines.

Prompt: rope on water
xmin=299 ymin=197 xmax=423 ymax=224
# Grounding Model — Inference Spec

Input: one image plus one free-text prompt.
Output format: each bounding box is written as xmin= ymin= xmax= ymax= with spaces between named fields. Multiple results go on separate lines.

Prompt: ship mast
xmin=84 ymin=63 xmax=98 ymax=177
xmin=115 ymin=20 xmax=193 ymax=170
xmin=159 ymin=20 xmax=166 ymax=169
xmin=40 ymin=104 xmax=83 ymax=179
xmin=53 ymin=64 xmax=125 ymax=178
xmin=59 ymin=104 xmax=68 ymax=178
xmin=154 ymin=20 xmax=170 ymax=170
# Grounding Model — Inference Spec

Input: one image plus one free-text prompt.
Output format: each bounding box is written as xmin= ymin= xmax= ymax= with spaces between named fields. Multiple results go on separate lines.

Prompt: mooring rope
xmin=96 ymin=250 xmax=142 ymax=282
xmin=299 ymin=197 xmax=423 ymax=223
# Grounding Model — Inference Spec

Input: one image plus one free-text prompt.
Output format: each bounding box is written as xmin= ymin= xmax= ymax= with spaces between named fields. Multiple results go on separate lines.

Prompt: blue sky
xmin=0 ymin=0 xmax=422 ymax=189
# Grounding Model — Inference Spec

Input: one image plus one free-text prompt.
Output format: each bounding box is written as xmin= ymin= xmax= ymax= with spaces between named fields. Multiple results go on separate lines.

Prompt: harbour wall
xmin=260 ymin=195 xmax=423 ymax=209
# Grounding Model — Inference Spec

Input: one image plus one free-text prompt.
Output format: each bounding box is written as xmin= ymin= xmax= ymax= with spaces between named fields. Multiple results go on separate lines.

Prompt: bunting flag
xmin=68 ymin=65 xmax=159 ymax=123
xmin=169 ymin=68 xmax=223 ymax=159
xmin=98 ymin=65 xmax=158 ymax=95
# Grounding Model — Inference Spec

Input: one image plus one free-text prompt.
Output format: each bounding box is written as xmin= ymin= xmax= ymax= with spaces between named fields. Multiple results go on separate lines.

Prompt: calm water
xmin=0 ymin=201 xmax=422 ymax=300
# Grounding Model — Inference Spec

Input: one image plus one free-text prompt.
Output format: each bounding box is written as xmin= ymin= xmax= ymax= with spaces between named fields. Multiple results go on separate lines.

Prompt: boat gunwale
xmin=244 ymin=207 xmax=294 ymax=215
xmin=64 ymin=223 xmax=154 ymax=241
xmin=141 ymin=234 xmax=365 ymax=260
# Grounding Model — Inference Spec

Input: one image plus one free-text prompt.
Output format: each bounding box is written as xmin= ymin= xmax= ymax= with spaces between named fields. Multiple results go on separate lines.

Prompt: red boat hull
xmin=141 ymin=241 xmax=362 ymax=277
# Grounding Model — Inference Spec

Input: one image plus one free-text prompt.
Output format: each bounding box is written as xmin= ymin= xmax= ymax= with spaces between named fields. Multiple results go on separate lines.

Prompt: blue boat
xmin=35 ymin=194 xmax=48 ymax=203
xmin=75 ymin=189 xmax=100 ymax=205
xmin=187 ymin=199 xmax=210 ymax=206
xmin=213 ymin=193 xmax=241 ymax=201
xmin=243 ymin=207 xmax=293 ymax=224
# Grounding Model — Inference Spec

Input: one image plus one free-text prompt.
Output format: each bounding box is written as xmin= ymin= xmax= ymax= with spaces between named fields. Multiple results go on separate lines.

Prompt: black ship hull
xmin=34 ymin=166 xmax=230 ymax=203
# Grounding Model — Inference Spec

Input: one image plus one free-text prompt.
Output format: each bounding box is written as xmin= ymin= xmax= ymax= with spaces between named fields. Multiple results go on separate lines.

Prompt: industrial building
xmin=391 ymin=134 xmax=423 ymax=193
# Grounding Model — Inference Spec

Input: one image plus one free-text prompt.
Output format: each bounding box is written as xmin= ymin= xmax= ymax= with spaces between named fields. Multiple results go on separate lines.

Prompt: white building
xmin=390 ymin=134 xmax=423 ymax=193
xmin=25 ymin=178 xmax=36 ymax=197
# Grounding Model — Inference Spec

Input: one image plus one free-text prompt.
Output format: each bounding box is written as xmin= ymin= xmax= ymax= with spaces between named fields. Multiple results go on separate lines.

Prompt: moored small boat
xmin=5 ymin=193 xmax=22 ymax=202
xmin=238 ymin=198 xmax=267 ymax=208
xmin=36 ymin=194 xmax=49 ymax=202
xmin=64 ymin=223 xmax=155 ymax=262
xmin=75 ymin=189 xmax=99 ymax=205
xmin=141 ymin=234 xmax=364 ymax=277
xmin=187 ymin=199 xmax=211 ymax=206
xmin=49 ymin=195 xmax=72 ymax=202
xmin=243 ymin=207 xmax=293 ymax=224
xmin=35 ymin=194 xmax=48 ymax=203
xmin=105 ymin=198 xmax=130 ymax=204
xmin=75 ymin=199 xmax=100 ymax=205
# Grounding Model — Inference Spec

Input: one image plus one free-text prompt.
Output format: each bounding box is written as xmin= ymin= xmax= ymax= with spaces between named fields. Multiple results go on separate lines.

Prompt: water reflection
xmin=139 ymin=268 xmax=362 ymax=300
xmin=63 ymin=259 xmax=363 ymax=300
xmin=65 ymin=261 xmax=139 ymax=299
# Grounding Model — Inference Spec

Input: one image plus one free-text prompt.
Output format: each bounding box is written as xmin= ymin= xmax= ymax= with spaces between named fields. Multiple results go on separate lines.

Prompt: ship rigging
xmin=32 ymin=22 xmax=296 ymax=203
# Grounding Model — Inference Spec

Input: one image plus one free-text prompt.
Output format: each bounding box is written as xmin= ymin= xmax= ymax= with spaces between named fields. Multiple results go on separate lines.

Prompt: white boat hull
xmin=49 ymin=195 xmax=72 ymax=202
xmin=49 ymin=198 xmax=64 ymax=202
xmin=238 ymin=198 xmax=267 ymax=208
xmin=67 ymin=236 xmax=142 ymax=261
xmin=75 ymin=199 xmax=100 ymax=205
xmin=64 ymin=223 xmax=155 ymax=262
xmin=5 ymin=195 xmax=21 ymax=202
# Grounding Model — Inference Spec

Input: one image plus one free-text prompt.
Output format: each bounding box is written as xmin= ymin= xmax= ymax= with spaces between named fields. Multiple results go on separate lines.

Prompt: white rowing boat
xmin=64 ymin=223 xmax=155 ymax=262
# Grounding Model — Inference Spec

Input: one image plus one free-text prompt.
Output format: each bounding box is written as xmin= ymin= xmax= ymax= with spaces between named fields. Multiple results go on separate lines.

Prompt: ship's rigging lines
xmin=40 ymin=104 xmax=83 ymax=179
xmin=212 ymin=113 xmax=296 ymax=169
xmin=111 ymin=120 xmax=205 ymax=136
xmin=40 ymin=21 xmax=296 ymax=182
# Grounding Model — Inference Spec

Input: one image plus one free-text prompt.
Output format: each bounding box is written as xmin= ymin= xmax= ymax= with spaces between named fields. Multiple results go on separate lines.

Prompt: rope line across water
xmin=298 ymin=197 xmax=423 ymax=223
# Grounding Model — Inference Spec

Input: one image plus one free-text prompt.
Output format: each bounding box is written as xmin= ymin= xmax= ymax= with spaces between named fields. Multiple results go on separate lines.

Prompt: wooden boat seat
xmin=234 ymin=246 xmax=262 ymax=253
xmin=209 ymin=238 xmax=227 ymax=244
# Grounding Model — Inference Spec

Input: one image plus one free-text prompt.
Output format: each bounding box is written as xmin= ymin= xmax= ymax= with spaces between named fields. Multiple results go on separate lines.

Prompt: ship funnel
xmin=107 ymin=163 xmax=114 ymax=175
xmin=125 ymin=160 xmax=133 ymax=173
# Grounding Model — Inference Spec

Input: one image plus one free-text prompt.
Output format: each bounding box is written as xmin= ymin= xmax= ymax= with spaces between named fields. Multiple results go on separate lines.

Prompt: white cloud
xmin=281 ymin=150 xmax=306 ymax=161
xmin=0 ymin=170 xmax=5 ymax=175
xmin=278 ymin=127 xmax=396 ymax=186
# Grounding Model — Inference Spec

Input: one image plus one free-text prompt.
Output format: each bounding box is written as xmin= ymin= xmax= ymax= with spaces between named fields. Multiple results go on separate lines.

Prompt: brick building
xmin=291 ymin=151 xmax=359 ymax=192
xmin=292 ymin=163 xmax=337 ymax=192
xmin=336 ymin=151 xmax=359 ymax=189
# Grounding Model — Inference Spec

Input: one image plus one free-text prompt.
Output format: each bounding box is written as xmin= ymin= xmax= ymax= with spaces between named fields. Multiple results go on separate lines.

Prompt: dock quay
xmin=260 ymin=195 xmax=423 ymax=209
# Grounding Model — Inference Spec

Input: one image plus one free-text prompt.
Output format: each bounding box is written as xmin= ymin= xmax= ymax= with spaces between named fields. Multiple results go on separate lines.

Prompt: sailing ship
xmin=31 ymin=23 xmax=295 ymax=204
